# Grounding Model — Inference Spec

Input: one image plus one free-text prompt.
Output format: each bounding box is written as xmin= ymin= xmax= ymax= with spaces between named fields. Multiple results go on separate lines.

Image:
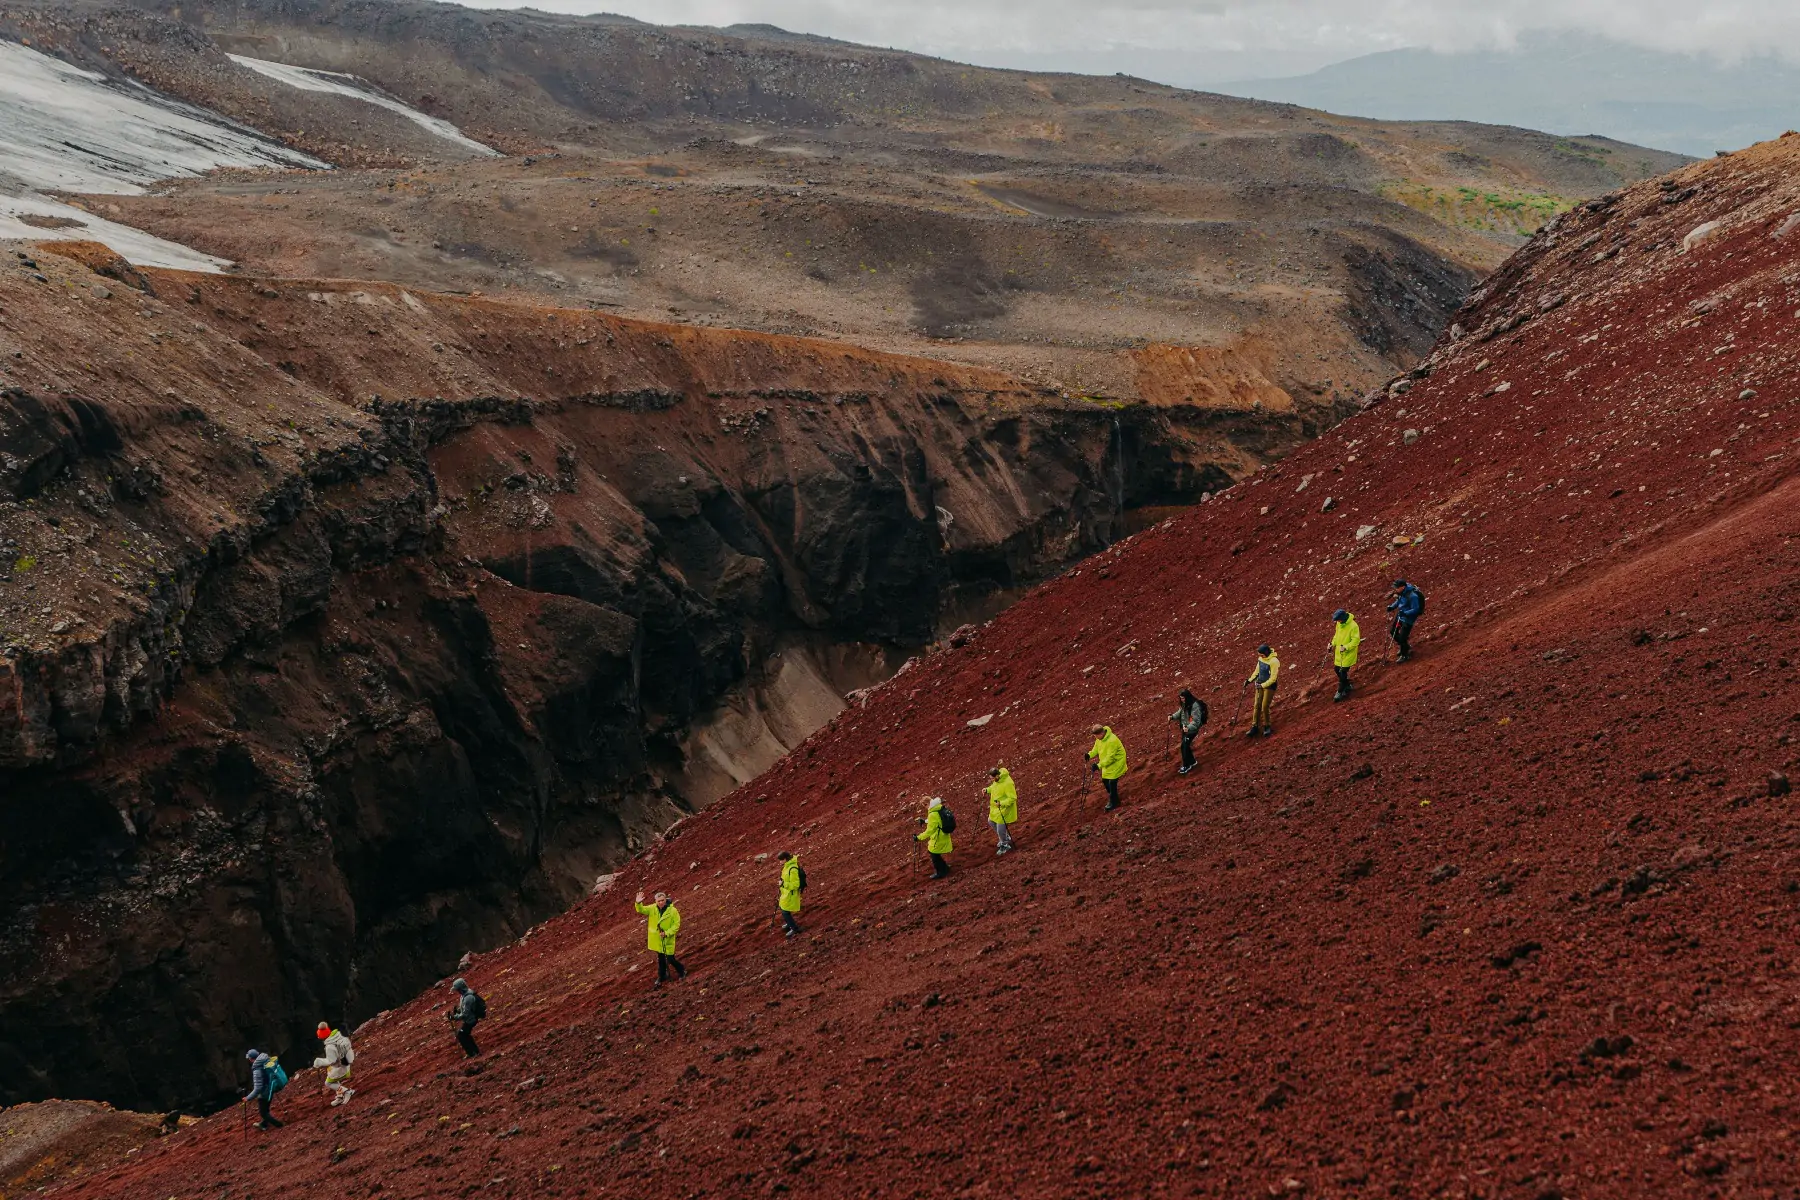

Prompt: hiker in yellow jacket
xmin=1244 ymin=645 xmax=1280 ymax=738
xmin=986 ymin=766 xmax=1018 ymax=855
xmin=776 ymin=851 xmax=804 ymax=939
xmin=1086 ymin=724 xmax=1128 ymax=811
xmin=634 ymin=890 xmax=687 ymax=987
xmin=916 ymin=796 xmax=953 ymax=878
xmin=1330 ymin=609 xmax=1361 ymax=702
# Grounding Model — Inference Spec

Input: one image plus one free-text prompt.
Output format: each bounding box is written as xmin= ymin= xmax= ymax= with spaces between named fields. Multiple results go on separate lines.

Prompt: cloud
xmin=456 ymin=0 xmax=1800 ymax=64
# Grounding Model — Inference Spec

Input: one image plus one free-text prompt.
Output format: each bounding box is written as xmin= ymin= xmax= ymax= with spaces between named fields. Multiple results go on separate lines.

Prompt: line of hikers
xmin=243 ymin=580 xmax=1428 ymax=1129
xmin=244 ymin=976 xmax=489 ymax=1132
xmin=607 ymin=583 xmax=1431 ymax=994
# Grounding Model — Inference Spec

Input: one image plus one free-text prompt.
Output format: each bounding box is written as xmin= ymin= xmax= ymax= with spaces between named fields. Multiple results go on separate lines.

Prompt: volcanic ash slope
xmin=70 ymin=135 xmax=1800 ymax=1199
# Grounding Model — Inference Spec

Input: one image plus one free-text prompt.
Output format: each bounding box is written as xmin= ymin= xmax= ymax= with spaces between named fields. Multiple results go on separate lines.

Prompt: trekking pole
xmin=241 ymin=1098 xmax=248 ymax=1142
xmin=1229 ymin=684 xmax=1246 ymax=728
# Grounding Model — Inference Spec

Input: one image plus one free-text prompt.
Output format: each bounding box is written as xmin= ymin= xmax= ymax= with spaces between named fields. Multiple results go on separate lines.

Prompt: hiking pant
xmin=1253 ymin=684 xmax=1276 ymax=730
xmin=780 ymin=908 xmax=801 ymax=935
xmin=1393 ymin=620 xmax=1413 ymax=659
xmin=1335 ymin=666 xmax=1351 ymax=694
xmin=257 ymin=1096 xmax=280 ymax=1127
xmin=656 ymin=952 xmax=687 ymax=983
xmin=1102 ymin=777 xmax=1120 ymax=807
xmin=456 ymin=1020 xmax=481 ymax=1057
xmin=928 ymin=853 xmax=949 ymax=877
xmin=990 ymin=819 xmax=1013 ymax=851
xmin=1179 ymin=733 xmax=1197 ymax=770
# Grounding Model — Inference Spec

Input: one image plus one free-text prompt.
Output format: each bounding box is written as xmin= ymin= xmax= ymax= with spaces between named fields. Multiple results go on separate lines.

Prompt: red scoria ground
xmin=59 ymin=138 xmax=1800 ymax=1200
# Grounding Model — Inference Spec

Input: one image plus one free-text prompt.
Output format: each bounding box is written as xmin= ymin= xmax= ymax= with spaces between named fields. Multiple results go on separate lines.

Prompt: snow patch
xmin=0 ymin=39 xmax=327 ymax=271
xmin=0 ymin=41 xmax=325 ymax=194
xmin=228 ymin=54 xmax=501 ymax=157
xmin=0 ymin=195 xmax=230 ymax=272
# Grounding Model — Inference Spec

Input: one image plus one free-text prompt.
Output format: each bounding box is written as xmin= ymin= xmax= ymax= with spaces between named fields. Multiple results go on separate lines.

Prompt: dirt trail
xmin=54 ymin=138 xmax=1800 ymax=1198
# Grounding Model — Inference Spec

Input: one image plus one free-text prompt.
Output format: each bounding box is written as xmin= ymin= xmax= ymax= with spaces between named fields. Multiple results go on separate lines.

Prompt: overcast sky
xmin=462 ymin=1 xmax=1800 ymax=75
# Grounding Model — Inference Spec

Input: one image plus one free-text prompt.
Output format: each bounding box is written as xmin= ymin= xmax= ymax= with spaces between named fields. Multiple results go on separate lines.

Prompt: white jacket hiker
xmin=312 ymin=1023 xmax=355 ymax=1106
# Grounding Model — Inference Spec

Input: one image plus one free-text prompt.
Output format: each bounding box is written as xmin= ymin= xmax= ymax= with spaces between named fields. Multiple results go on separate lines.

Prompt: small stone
xmin=90 ymin=284 xmax=111 ymax=299
xmin=966 ymin=714 xmax=994 ymax=728
xmin=1739 ymin=388 xmax=1759 ymax=400
xmin=1355 ymin=524 xmax=1376 ymax=541
xmin=1402 ymin=428 xmax=1420 ymax=445
xmin=1770 ymin=772 xmax=1791 ymax=798
xmin=1256 ymin=1083 xmax=1294 ymax=1111
xmin=1321 ymin=497 xmax=1336 ymax=513
xmin=1428 ymin=863 xmax=1460 ymax=885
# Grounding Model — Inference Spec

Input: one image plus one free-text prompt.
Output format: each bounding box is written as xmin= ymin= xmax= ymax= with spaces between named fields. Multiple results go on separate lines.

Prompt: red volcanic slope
xmin=66 ymin=139 xmax=1800 ymax=1199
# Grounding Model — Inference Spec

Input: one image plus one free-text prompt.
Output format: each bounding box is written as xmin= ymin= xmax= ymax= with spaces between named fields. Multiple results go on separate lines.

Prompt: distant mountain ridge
xmin=1216 ymin=34 xmax=1800 ymax=158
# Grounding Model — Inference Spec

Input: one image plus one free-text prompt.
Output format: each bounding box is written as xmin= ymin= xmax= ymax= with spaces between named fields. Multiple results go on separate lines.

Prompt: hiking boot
xmin=784 ymin=927 xmax=798 ymax=939
xmin=1103 ymin=800 xmax=1120 ymax=811
xmin=1244 ymin=727 xmax=1261 ymax=739
xmin=931 ymin=869 xmax=950 ymax=879
xmin=1333 ymin=690 xmax=1348 ymax=702
xmin=1177 ymin=764 xmax=1193 ymax=776
xmin=1262 ymin=726 xmax=1274 ymax=737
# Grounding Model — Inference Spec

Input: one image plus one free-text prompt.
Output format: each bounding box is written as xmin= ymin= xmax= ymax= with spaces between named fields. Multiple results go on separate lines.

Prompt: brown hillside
xmin=7 ymin=0 xmax=1687 ymax=407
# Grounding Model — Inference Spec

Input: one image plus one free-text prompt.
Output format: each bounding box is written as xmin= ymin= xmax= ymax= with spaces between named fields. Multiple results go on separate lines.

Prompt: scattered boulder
xmin=1770 ymin=771 xmax=1791 ymax=798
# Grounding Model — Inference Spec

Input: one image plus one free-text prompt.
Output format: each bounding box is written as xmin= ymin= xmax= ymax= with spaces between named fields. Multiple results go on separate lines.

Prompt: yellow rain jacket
xmin=1332 ymin=614 xmax=1361 ymax=668
xmin=779 ymin=857 xmax=803 ymax=914
xmin=1087 ymin=727 xmax=1128 ymax=780
xmin=986 ymin=769 xmax=1018 ymax=824
xmin=917 ymin=806 xmax=953 ymax=854
xmin=1249 ymin=651 xmax=1281 ymax=689
xmin=635 ymin=899 xmax=681 ymax=954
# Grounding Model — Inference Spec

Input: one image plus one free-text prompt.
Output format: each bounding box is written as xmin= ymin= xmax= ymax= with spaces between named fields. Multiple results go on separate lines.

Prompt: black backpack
xmin=797 ymin=865 xmax=808 ymax=892
xmin=467 ymin=992 xmax=487 ymax=1021
xmin=1193 ymin=699 xmax=1209 ymax=727
xmin=937 ymin=806 xmax=957 ymax=834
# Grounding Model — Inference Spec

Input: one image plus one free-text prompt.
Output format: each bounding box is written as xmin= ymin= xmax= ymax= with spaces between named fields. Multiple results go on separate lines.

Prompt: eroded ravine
xmin=0 ymin=246 xmax=1342 ymax=1108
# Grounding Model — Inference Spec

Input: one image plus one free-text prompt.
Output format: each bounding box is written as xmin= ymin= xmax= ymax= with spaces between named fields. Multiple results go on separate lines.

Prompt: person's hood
xmin=993 ymin=767 xmax=1011 ymax=780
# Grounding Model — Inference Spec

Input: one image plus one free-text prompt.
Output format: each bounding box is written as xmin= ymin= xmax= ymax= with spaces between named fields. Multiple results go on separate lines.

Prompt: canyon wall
xmin=0 ymin=246 xmax=1339 ymax=1107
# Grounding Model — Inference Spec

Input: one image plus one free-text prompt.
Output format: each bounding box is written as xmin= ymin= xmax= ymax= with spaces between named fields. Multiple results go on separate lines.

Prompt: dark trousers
xmin=456 ymin=1020 xmax=481 ymax=1057
xmin=1102 ymin=777 xmax=1120 ymax=808
xmin=928 ymin=852 xmax=949 ymax=877
xmin=257 ymin=1095 xmax=281 ymax=1127
xmin=1393 ymin=620 xmax=1413 ymax=658
xmin=1179 ymin=734 xmax=1196 ymax=770
xmin=656 ymin=952 xmax=687 ymax=983
xmin=780 ymin=908 xmax=801 ymax=935
xmin=1335 ymin=665 xmax=1351 ymax=694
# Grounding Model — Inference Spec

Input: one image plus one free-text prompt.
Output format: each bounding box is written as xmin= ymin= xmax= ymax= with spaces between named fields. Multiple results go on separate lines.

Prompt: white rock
xmin=1683 ymin=220 xmax=1724 ymax=253
xmin=967 ymin=714 xmax=994 ymax=728
xmin=1356 ymin=525 xmax=1377 ymax=541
